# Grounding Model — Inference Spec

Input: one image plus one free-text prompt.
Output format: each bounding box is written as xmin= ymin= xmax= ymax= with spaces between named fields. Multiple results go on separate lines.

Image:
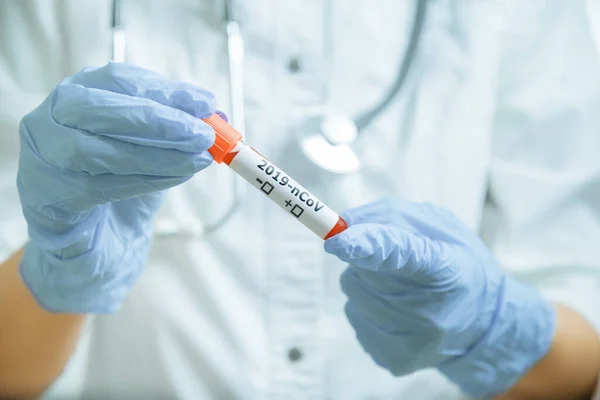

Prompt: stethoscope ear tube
xmin=111 ymin=0 xmax=121 ymax=29
xmin=200 ymin=0 xmax=248 ymax=235
xmin=111 ymin=0 xmax=126 ymax=62
xmin=353 ymin=0 xmax=428 ymax=131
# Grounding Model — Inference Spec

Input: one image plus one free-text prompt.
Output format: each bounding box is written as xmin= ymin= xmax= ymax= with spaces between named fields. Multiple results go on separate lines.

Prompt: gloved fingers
xmin=107 ymin=193 xmax=166 ymax=236
xmin=52 ymin=84 xmax=215 ymax=153
xmin=64 ymin=173 xmax=191 ymax=206
xmin=344 ymin=301 xmax=417 ymax=376
xmin=340 ymin=265 xmax=447 ymax=313
xmin=18 ymin=159 xmax=192 ymax=209
xmin=399 ymin=202 xmax=473 ymax=245
xmin=325 ymin=223 xmax=452 ymax=281
xmin=340 ymin=267 xmax=414 ymax=325
xmin=90 ymin=174 xmax=195 ymax=201
xmin=341 ymin=198 xmax=472 ymax=245
xmin=344 ymin=301 xmax=394 ymax=371
xmin=58 ymin=130 xmax=211 ymax=177
xmin=65 ymin=62 xmax=216 ymax=118
xmin=21 ymin=122 xmax=211 ymax=180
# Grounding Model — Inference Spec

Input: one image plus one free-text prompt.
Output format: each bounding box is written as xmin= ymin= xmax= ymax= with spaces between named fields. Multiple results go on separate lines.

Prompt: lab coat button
xmin=287 ymin=347 xmax=303 ymax=362
xmin=287 ymin=57 xmax=302 ymax=73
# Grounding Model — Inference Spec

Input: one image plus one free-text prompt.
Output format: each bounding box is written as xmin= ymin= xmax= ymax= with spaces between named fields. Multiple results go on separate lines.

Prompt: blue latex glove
xmin=325 ymin=199 xmax=555 ymax=397
xmin=17 ymin=62 xmax=216 ymax=313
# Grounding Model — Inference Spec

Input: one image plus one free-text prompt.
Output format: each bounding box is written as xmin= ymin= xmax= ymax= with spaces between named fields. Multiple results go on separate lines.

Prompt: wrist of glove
xmin=19 ymin=200 xmax=158 ymax=313
xmin=17 ymin=62 xmax=217 ymax=313
xmin=325 ymin=199 xmax=555 ymax=397
xmin=438 ymin=274 xmax=555 ymax=396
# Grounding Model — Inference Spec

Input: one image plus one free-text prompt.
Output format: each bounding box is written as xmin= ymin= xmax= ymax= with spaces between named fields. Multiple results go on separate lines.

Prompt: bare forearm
xmin=495 ymin=304 xmax=600 ymax=400
xmin=0 ymin=249 xmax=86 ymax=399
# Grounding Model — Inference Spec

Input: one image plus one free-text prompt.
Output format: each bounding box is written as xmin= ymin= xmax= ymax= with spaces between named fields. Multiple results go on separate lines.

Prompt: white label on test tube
xmin=228 ymin=143 xmax=341 ymax=239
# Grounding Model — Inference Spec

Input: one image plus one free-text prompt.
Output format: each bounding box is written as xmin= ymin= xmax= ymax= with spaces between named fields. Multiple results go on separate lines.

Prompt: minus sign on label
xmin=256 ymin=178 xmax=264 ymax=184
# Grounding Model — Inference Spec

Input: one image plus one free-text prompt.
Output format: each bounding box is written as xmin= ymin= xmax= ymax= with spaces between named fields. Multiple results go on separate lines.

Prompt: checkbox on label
xmin=261 ymin=181 xmax=274 ymax=195
xmin=291 ymin=204 xmax=304 ymax=218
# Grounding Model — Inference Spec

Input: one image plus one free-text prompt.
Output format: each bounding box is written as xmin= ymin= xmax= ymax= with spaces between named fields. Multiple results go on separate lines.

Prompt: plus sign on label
xmin=285 ymin=200 xmax=292 ymax=208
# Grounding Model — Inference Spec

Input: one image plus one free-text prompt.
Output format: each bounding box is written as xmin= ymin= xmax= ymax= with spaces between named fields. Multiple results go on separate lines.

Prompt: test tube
xmin=203 ymin=113 xmax=348 ymax=240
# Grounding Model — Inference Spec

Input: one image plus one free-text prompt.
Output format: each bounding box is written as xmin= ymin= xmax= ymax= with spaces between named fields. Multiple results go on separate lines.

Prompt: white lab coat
xmin=2 ymin=0 xmax=600 ymax=399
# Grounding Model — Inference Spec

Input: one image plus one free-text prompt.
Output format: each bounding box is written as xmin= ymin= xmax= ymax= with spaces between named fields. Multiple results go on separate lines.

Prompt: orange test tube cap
xmin=203 ymin=114 xmax=243 ymax=164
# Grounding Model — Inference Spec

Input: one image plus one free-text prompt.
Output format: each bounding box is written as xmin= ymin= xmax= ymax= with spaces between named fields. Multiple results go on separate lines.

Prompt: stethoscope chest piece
xmin=297 ymin=112 xmax=361 ymax=174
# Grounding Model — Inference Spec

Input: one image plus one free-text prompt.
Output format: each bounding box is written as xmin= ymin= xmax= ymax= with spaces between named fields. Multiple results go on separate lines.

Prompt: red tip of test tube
xmin=323 ymin=217 xmax=348 ymax=240
xmin=203 ymin=114 xmax=243 ymax=164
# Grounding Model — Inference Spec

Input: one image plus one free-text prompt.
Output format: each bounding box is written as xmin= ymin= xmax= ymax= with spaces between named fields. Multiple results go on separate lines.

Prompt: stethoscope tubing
xmin=110 ymin=0 xmax=427 ymax=237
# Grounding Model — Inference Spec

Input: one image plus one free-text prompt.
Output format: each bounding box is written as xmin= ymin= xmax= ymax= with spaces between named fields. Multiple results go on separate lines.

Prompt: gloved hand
xmin=325 ymin=198 xmax=556 ymax=397
xmin=17 ymin=62 xmax=216 ymax=313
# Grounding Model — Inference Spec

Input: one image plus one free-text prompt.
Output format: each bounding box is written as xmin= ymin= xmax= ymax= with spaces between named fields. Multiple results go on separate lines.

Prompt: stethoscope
xmin=110 ymin=0 xmax=428 ymax=237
